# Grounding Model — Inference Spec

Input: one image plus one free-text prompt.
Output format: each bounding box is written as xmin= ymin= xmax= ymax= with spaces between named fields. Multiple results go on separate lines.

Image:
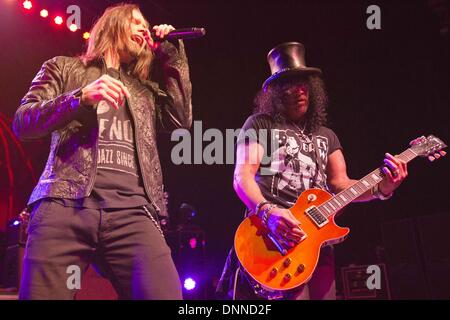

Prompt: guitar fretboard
xmin=318 ymin=148 xmax=418 ymax=217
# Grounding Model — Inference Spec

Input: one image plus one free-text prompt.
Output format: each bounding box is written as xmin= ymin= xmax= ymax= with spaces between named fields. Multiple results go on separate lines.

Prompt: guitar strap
xmin=312 ymin=134 xmax=333 ymax=193
xmin=311 ymin=134 xmax=324 ymax=188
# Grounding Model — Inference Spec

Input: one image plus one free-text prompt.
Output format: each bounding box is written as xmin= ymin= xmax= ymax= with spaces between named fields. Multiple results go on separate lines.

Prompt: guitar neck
xmin=318 ymin=148 xmax=419 ymax=217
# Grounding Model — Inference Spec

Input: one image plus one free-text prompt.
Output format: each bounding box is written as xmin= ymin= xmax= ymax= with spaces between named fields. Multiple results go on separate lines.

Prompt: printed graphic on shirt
xmin=268 ymin=129 xmax=329 ymax=204
xmin=96 ymin=101 xmax=139 ymax=177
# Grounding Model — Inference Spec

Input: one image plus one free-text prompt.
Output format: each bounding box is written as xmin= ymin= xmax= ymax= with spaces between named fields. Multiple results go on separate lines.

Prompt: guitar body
xmin=234 ymin=188 xmax=350 ymax=292
xmin=234 ymin=135 xmax=447 ymax=293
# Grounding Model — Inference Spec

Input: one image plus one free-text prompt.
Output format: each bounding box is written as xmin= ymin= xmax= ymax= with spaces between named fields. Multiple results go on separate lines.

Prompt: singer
xmin=13 ymin=3 xmax=192 ymax=299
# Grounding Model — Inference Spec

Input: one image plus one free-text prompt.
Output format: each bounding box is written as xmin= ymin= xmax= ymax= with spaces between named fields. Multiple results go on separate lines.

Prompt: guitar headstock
xmin=410 ymin=135 xmax=447 ymax=161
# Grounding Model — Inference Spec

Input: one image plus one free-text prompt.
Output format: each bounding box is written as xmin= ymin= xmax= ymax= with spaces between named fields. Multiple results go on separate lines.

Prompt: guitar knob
xmin=283 ymin=273 xmax=292 ymax=282
xmin=297 ymin=264 xmax=305 ymax=273
xmin=283 ymin=258 xmax=292 ymax=268
xmin=307 ymin=194 xmax=317 ymax=202
xmin=270 ymin=268 xmax=278 ymax=277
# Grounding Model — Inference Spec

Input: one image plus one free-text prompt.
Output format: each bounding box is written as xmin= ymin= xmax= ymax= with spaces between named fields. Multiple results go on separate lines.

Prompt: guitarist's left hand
xmin=379 ymin=153 xmax=408 ymax=195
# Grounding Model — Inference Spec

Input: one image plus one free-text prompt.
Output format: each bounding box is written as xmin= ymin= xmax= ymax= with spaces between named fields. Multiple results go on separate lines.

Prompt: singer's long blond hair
xmin=81 ymin=3 xmax=153 ymax=81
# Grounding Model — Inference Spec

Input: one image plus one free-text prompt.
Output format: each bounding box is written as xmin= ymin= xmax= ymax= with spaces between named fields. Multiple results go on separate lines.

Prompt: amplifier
xmin=341 ymin=263 xmax=391 ymax=299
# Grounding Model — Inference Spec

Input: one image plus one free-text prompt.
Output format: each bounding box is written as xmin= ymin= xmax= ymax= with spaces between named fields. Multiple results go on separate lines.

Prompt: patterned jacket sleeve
xmin=12 ymin=56 xmax=89 ymax=141
xmin=152 ymin=40 xmax=193 ymax=132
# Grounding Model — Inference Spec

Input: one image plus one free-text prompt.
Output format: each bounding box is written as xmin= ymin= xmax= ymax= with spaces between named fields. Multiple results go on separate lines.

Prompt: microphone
xmin=150 ymin=27 xmax=206 ymax=41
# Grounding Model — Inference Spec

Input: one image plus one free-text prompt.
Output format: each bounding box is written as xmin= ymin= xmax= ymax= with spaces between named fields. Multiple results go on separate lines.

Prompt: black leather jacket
xmin=12 ymin=41 xmax=192 ymax=217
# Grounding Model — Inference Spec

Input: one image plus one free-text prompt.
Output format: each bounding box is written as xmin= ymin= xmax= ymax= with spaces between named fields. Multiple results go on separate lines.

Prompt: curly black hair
xmin=254 ymin=74 xmax=328 ymax=134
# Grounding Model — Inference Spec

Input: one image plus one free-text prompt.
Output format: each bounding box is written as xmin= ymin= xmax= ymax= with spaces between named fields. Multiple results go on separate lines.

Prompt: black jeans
xmin=19 ymin=199 xmax=182 ymax=300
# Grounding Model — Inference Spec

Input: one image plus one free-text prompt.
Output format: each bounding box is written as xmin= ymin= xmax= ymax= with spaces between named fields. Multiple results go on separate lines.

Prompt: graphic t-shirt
xmin=237 ymin=113 xmax=342 ymax=209
xmin=56 ymin=67 xmax=149 ymax=209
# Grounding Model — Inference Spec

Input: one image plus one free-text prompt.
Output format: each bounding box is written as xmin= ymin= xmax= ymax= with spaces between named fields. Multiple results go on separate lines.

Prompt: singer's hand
xmin=145 ymin=24 xmax=175 ymax=50
xmin=81 ymin=75 xmax=131 ymax=110
xmin=153 ymin=24 xmax=175 ymax=39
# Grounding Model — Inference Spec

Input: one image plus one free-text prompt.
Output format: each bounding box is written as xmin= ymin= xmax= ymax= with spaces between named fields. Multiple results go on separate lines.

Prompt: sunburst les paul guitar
xmin=234 ymin=135 xmax=447 ymax=293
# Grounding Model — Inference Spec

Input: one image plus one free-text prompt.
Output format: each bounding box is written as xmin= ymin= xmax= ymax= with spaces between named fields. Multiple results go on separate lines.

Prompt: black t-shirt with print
xmin=56 ymin=67 xmax=149 ymax=209
xmin=237 ymin=113 xmax=342 ymax=209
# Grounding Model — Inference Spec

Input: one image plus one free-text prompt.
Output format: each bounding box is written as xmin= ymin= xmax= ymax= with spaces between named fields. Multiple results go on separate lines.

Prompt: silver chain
xmin=291 ymin=121 xmax=311 ymax=142
xmin=142 ymin=205 xmax=165 ymax=236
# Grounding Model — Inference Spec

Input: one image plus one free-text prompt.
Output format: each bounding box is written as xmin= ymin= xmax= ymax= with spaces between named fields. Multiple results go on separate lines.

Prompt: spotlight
xmin=40 ymin=9 xmax=49 ymax=18
xmin=69 ymin=24 xmax=78 ymax=32
xmin=83 ymin=32 xmax=90 ymax=40
xmin=12 ymin=220 xmax=20 ymax=227
xmin=183 ymin=277 xmax=197 ymax=291
xmin=23 ymin=0 xmax=32 ymax=10
xmin=189 ymin=237 xmax=197 ymax=249
xmin=54 ymin=16 xmax=63 ymax=25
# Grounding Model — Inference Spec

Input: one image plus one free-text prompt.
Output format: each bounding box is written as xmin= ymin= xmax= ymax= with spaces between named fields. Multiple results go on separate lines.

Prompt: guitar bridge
xmin=267 ymin=233 xmax=288 ymax=256
xmin=305 ymin=205 xmax=329 ymax=228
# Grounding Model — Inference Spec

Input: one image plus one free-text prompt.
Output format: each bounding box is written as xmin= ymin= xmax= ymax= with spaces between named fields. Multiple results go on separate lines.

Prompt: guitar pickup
xmin=305 ymin=205 xmax=329 ymax=228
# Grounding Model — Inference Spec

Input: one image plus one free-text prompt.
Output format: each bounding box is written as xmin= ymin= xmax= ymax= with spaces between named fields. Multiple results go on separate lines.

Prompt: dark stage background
xmin=0 ymin=0 xmax=449 ymax=299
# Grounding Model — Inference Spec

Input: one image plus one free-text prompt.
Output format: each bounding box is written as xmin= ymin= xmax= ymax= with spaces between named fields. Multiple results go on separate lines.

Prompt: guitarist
xmin=217 ymin=42 xmax=408 ymax=300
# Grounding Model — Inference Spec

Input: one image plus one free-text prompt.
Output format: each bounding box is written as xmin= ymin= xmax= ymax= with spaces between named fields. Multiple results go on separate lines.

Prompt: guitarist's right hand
xmin=265 ymin=207 xmax=306 ymax=248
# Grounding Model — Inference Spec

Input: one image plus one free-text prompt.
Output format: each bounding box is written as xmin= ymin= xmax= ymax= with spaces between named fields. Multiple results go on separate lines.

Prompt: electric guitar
xmin=234 ymin=135 xmax=447 ymax=294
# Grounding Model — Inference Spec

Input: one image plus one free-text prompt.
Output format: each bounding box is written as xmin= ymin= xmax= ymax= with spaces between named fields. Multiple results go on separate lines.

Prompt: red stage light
xmin=54 ymin=16 xmax=63 ymax=25
xmin=23 ymin=1 xmax=32 ymax=10
xmin=40 ymin=9 xmax=49 ymax=18
xmin=83 ymin=32 xmax=90 ymax=40
xmin=69 ymin=24 xmax=78 ymax=32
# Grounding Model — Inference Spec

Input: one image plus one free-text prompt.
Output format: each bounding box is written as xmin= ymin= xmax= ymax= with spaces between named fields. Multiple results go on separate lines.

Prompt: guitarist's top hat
xmin=263 ymin=42 xmax=322 ymax=89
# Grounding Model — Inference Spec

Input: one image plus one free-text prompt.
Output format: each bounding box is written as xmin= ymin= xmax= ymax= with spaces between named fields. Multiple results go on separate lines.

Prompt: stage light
xmin=23 ymin=0 xmax=32 ymax=10
xmin=12 ymin=220 xmax=20 ymax=226
xmin=189 ymin=237 xmax=197 ymax=249
xmin=83 ymin=32 xmax=90 ymax=40
xmin=54 ymin=16 xmax=63 ymax=25
xmin=183 ymin=277 xmax=197 ymax=291
xmin=40 ymin=9 xmax=49 ymax=18
xmin=69 ymin=24 xmax=78 ymax=32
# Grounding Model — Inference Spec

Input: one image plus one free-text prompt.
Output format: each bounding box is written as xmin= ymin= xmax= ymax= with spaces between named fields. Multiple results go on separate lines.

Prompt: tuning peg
xmin=410 ymin=136 xmax=426 ymax=146
xmin=428 ymin=155 xmax=436 ymax=162
xmin=434 ymin=153 xmax=441 ymax=159
xmin=440 ymin=150 xmax=447 ymax=157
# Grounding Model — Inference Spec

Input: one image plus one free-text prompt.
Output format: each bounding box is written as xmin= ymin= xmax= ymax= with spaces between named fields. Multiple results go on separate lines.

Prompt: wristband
xmin=372 ymin=184 xmax=393 ymax=200
xmin=255 ymin=200 xmax=271 ymax=216
xmin=260 ymin=204 xmax=277 ymax=226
